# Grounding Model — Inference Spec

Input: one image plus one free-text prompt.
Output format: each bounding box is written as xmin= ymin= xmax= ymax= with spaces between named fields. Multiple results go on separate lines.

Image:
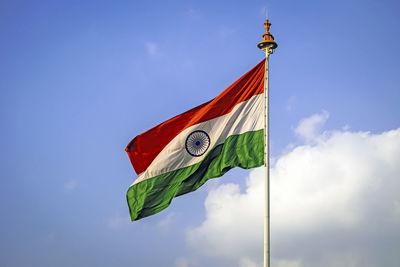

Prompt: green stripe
xmin=127 ymin=129 xmax=264 ymax=221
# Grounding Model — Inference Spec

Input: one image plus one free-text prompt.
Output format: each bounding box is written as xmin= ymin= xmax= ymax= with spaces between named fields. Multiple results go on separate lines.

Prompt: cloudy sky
xmin=1 ymin=0 xmax=399 ymax=266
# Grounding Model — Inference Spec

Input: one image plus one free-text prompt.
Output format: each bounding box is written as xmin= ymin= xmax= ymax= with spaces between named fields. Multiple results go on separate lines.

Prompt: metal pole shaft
xmin=264 ymin=49 xmax=271 ymax=267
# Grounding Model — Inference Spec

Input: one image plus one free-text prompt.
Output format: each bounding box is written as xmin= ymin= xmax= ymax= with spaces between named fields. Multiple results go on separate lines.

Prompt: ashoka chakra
xmin=185 ymin=130 xmax=210 ymax=157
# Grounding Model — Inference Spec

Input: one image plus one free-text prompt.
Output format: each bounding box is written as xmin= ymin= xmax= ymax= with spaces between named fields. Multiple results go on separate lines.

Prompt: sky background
xmin=1 ymin=0 xmax=400 ymax=266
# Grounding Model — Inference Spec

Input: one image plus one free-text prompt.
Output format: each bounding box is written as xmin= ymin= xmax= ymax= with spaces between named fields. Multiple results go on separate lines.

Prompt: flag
xmin=126 ymin=59 xmax=265 ymax=221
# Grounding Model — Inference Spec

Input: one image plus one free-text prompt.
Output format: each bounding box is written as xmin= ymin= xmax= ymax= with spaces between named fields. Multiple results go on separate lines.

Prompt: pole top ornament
xmin=258 ymin=18 xmax=278 ymax=51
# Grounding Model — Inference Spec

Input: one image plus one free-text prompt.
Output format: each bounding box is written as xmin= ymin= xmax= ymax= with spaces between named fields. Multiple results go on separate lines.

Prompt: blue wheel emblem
xmin=185 ymin=130 xmax=210 ymax=157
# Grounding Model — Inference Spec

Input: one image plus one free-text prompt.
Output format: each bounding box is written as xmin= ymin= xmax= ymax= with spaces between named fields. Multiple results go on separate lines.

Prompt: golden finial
xmin=257 ymin=13 xmax=277 ymax=51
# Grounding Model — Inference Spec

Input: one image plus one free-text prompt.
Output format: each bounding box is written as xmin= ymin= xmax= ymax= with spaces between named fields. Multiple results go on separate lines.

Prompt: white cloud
xmin=174 ymin=257 xmax=198 ymax=267
xmin=274 ymin=259 xmax=301 ymax=267
xmin=145 ymin=42 xmax=158 ymax=56
xmin=157 ymin=212 xmax=175 ymax=229
xmin=185 ymin=8 xmax=201 ymax=19
xmin=286 ymin=96 xmax=296 ymax=112
xmin=218 ymin=25 xmax=235 ymax=40
xmin=182 ymin=59 xmax=194 ymax=69
xmin=294 ymin=110 xmax=329 ymax=142
xmin=239 ymin=257 xmax=259 ymax=267
xmin=186 ymin=113 xmax=400 ymax=266
xmin=342 ymin=124 xmax=350 ymax=131
xmin=63 ymin=180 xmax=77 ymax=192
xmin=393 ymin=201 xmax=400 ymax=221
xmin=106 ymin=214 xmax=130 ymax=229
xmin=45 ymin=232 xmax=56 ymax=241
xmin=187 ymin=171 xmax=263 ymax=265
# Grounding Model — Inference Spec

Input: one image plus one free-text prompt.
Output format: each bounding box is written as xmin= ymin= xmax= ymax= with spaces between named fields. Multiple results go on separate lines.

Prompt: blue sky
xmin=1 ymin=0 xmax=399 ymax=266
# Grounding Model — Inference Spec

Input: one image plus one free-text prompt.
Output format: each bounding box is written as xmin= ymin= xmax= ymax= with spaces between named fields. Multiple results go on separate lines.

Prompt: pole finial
xmin=257 ymin=14 xmax=277 ymax=51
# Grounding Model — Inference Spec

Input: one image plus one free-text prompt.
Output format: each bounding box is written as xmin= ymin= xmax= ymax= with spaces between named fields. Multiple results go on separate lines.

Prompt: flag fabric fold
xmin=126 ymin=59 xmax=265 ymax=221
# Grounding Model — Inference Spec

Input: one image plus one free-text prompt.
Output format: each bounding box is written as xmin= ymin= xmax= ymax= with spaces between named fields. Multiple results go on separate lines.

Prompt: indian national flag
xmin=126 ymin=59 xmax=265 ymax=221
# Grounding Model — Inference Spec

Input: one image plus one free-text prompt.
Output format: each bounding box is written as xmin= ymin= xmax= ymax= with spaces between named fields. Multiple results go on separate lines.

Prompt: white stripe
xmin=133 ymin=94 xmax=263 ymax=185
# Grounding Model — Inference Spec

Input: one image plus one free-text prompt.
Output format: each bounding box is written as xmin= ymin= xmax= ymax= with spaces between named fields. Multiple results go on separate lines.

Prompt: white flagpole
xmin=264 ymin=10 xmax=270 ymax=266
xmin=257 ymin=14 xmax=277 ymax=267
xmin=264 ymin=47 xmax=271 ymax=267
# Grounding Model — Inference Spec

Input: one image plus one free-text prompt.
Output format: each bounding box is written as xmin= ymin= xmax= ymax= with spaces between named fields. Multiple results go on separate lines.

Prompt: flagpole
xmin=257 ymin=15 xmax=277 ymax=267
